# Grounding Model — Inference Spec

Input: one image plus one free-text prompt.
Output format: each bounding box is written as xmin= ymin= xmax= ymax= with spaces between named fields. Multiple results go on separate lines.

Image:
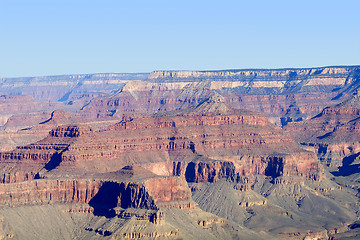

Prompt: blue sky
xmin=0 ymin=0 xmax=359 ymax=77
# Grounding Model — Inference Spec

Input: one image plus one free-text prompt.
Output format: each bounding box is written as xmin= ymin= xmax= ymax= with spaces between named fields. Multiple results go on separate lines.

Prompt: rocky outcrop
xmin=0 ymin=125 xmax=89 ymax=183
xmin=0 ymin=174 xmax=192 ymax=212
xmin=0 ymin=179 xmax=101 ymax=207
xmin=197 ymin=218 xmax=226 ymax=228
xmin=120 ymin=230 xmax=179 ymax=239
xmin=117 ymin=209 xmax=165 ymax=224
xmin=0 ymin=95 xmax=322 ymax=184
xmin=88 ymin=181 xmax=157 ymax=214
xmin=235 ymin=152 xmax=322 ymax=180
xmin=49 ymin=125 xmax=93 ymax=138
xmin=0 ymin=173 xmax=200 ymax=238
xmin=173 ymin=159 xmax=235 ymax=183
xmin=285 ymin=90 xmax=360 ymax=167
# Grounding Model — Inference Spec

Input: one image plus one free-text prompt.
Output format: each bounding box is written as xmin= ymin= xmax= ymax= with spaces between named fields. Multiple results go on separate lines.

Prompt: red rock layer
xmin=0 ymin=179 xmax=101 ymax=207
xmin=49 ymin=125 xmax=93 ymax=138
xmin=284 ymin=101 xmax=360 ymax=167
xmin=235 ymin=152 xmax=322 ymax=180
xmin=172 ymin=160 xmax=235 ymax=183
xmin=0 ymin=97 xmax=322 ymax=183
xmin=0 ymin=175 xmax=191 ymax=209
xmin=0 ymin=125 xmax=82 ymax=183
xmin=56 ymin=112 xmax=271 ymax=164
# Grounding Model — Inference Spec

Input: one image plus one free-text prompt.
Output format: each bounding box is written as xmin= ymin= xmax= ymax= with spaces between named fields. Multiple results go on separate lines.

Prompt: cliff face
xmin=77 ymin=66 xmax=360 ymax=125
xmin=0 ymin=161 xmax=219 ymax=238
xmin=0 ymin=164 xmax=198 ymax=237
xmin=285 ymin=91 xmax=360 ymax=168
xmin=0 ymin=125 xmax=80 ymax=183
xmin=0 ymin=95 xmax=322 ymax=185
xmin=173 ymin=159 xmax=236 ymax=183
xmin=0 ymin=179 xmax=101 ymax=207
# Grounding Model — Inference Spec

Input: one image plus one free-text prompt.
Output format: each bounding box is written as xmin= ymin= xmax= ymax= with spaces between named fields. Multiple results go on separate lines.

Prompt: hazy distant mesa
xmin=1 ymin=66 xmax=358 ymax=101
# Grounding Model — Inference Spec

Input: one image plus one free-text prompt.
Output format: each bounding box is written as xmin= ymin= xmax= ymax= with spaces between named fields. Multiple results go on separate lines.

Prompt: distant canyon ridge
xmin=1 ymin=66 xmax=359 ymax=128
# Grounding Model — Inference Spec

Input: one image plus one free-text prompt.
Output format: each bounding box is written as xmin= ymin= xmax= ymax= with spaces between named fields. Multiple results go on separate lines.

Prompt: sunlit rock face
xmin=78 ymin=66 xmax=360 ymax=126
xmin=1 ymin=67 xmax=360 ymax=239
xmin=285 ymin=90 xmax=360 ymax=167
xmin=0 ymin=94 xmax=322 ymax=186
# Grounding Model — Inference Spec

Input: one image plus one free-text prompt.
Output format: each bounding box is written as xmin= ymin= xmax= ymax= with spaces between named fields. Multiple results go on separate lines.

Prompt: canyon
xmin=1 ymin=66 xmax=360 ymax=239
xmin=75 ymin=66 xmax=360 ymax=126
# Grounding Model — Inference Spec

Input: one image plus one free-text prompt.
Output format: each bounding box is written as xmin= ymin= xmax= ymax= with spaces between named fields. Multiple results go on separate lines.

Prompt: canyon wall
xmin=77 ymin=66 xmax=360 ymax=125
xmin=284 ymin=91 xmax=360 ymax=168
xmin=2 ymin=67 xmax=360 ymax=239
xmin=0 ymin=95 xmax=322 ymax=185
xmin=0 ymin=175 xmax=191 ymax=210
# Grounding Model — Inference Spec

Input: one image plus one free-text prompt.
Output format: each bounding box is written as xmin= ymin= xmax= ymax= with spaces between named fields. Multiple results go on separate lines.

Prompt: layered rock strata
xmin=0 ymin=91 xmax=356 ymax=239
xmin=0 ymin=95 xmax=322 ymax=186
xmin=0 ymin=169 xmax=192 ymax=224
xmin=78 ymin=66 xmax=360 ymax=125
xmin=285 ymin=90 xmax=360 ymax=167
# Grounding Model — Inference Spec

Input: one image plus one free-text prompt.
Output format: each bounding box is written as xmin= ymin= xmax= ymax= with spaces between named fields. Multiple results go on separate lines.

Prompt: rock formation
xmin=285 ymin=90 xmax=360 ymax=167
xmin=1 ymin=67 xmax=360 ymax=239
xmin=0 ymin=95 xmax=319 ymax=184
xmin=77 ymin=66 xmax=360 ymax=126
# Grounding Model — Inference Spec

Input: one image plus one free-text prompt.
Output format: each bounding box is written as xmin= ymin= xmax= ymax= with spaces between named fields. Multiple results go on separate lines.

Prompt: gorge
xmin=1 ymin=66 xmax=360 ymax=239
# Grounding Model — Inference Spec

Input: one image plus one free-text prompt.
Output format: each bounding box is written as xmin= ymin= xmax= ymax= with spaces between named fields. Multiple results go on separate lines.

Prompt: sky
xmin=0 ymin=0 xmax=359 ymax=77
